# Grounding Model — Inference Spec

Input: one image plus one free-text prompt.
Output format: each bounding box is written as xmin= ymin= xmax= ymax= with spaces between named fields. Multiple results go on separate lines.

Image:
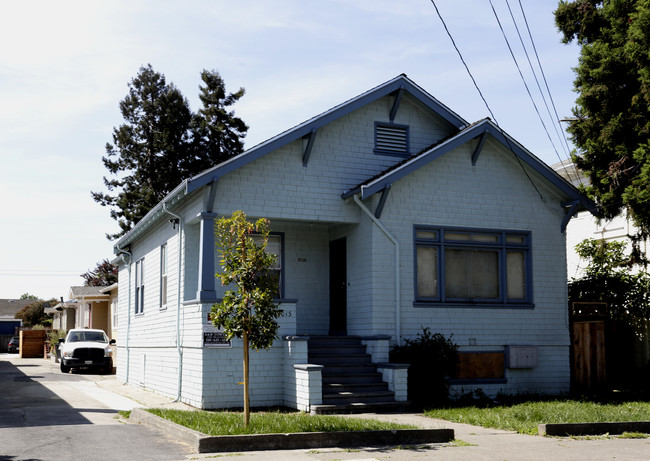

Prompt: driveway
xmin=0 ymin=354 xmax=192 ymax=460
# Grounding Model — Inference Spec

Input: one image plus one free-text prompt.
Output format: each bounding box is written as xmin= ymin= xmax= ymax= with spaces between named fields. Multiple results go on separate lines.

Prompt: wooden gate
xmin=571 ymin=320 xmax=607 ymax=393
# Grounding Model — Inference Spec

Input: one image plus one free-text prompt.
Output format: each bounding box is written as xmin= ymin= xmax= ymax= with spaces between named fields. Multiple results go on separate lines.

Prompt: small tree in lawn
xmin=211 ymin=211 xmax=282 ymax=426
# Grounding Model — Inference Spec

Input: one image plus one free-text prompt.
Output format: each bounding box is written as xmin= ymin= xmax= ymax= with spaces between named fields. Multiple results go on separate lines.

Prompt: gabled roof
xmin=342 ymin=118 xmax=597 ymax=215
xmin=115 ymin=74 xmax=468 ymax=250
xmin=185 ymin=74 xmax=467 ymax=195
xmin=69 ymin=286 xmax=110 ymax=300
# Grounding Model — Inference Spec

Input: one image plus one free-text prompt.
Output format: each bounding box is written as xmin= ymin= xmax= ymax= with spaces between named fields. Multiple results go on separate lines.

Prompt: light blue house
xmin=112 ymin=75 xmax=594 ymax=411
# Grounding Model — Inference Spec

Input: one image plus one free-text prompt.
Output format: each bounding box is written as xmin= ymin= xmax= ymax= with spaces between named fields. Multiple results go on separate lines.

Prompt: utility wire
xmin=490 ymin=0 xmax=564 ymax=167
xmin=429 ymin=0 xmax=544 ymax=200
xmin=504 ymin=0 xmax=569 ymax=159
xmin=516 ymin=0 xmax=585 ymax=186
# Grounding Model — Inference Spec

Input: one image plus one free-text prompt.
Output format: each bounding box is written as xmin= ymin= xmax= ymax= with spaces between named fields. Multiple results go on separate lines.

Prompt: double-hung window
xmin=135 ymin=258 xmax=144 ymax=314
xmin=415 ymin=226 xmax=531 ymax=306
xmin=251 ymin=233 xmax=284 ymax=299
xmin=160 ymin=244 xmax=168 ymax=309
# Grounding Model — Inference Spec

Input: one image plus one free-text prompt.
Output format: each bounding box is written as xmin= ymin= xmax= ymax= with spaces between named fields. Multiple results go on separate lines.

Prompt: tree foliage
xmin=211 ymin=211 xmax=282 ymax=425
xmin=81 ymin=259 xmax=118 ymax=287
xmin=568 ymin=238 xmax=650 ymax=335
xmin=15 ymin=299 xmax=56 ymax=327
xmin=19 ymin=293 xmax=40 ymax=300
xmin=93 ymin=65 xmax=248 ymax=239
xmin=555 ymin=1 xmax=650 ymax=247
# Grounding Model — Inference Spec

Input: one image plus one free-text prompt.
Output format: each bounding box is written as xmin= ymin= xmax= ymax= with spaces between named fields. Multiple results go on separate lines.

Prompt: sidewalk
xmin=93 ymin=369 xmax=650 ymax=460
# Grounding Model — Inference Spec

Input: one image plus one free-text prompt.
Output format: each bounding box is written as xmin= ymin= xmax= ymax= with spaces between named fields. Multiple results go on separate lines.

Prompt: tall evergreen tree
xmin=190 ymin=69 xmax=248 ymax=168
xmin=555 ymin=1 xmax=650 ymax=249
xmin=92 ymin=65 xmax=247 ymax=239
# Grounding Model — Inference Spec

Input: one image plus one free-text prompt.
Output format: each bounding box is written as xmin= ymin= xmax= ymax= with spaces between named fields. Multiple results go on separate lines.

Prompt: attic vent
xmin=374 ymin=122 xmax=409 ymax=157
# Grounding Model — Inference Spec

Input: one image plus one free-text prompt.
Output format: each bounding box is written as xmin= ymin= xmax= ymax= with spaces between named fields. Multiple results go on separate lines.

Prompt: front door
xmin=329 ymin=238 xmax=347 ymax=335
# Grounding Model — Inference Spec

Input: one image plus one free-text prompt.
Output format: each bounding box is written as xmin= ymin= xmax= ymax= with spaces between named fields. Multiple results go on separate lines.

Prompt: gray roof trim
xmin=343 ymin=119 xmax=597 ymax=214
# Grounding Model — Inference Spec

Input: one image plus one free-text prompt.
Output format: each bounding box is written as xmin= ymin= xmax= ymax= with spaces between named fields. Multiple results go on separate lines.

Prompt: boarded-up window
xmin=456 ymin=352 xmax=505 ymax=380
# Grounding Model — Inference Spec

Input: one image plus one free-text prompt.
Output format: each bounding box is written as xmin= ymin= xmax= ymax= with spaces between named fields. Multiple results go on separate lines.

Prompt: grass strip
xmin=146 ymin=409 xmax=417 ymax=436
xmin=425 ymin=400 xmax=650 ymax=435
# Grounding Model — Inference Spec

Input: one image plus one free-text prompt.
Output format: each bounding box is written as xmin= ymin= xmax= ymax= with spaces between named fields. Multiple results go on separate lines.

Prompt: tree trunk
xmin=243 ymin=330 xmax=250 ymax=426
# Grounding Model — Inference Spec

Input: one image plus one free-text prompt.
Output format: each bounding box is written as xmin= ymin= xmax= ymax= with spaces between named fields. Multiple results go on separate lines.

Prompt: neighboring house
xmin=0 ymin=299 xmax=29 ymax=352
xmin=112 ymin=75 xmax=594 ymax=411
xmin=49 ymin=287 xmax=114 ymax=337
xmin=48 ymin=299 xmax=77 ymax=331
xmin=100 ymin=283 xmax=119 ymax=340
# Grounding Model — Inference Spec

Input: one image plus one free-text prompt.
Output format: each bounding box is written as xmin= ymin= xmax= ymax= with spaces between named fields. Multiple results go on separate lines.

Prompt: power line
xmin=504 ymin=0 xmax=569 ymax=159
xmin=429 ymin=0 xmax=544 ymax=200
xmin=489 ymin=0 xmax=564 ymax=167
xmin=0 ymin=269 xmax=82 ymax=277
xmin=516 ymin=0 xmax=585 ymax=187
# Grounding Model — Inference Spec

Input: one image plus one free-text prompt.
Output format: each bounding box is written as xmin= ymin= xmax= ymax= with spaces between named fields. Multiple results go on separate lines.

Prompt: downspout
xmin=115 ymin=245 xmax=132 ymax=384
xmin=353 ymin=194 xmax=401 ymax=346
xmin=162 ymin=202 xmax=184 ymax=402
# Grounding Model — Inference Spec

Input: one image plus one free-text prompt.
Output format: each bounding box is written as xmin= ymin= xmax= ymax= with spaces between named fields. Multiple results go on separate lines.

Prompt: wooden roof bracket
xmin=389 ymin=88 xmax=404 ymax=122
xmin=302 ymin=129 xmax=317 ymax=167
xmin=471 ymin=129 xmax=489 ymax=166
xmin=375 ymin=184 xmax=391 ymax=219
xmin=561 ymin=200 xmax=580 ymax=233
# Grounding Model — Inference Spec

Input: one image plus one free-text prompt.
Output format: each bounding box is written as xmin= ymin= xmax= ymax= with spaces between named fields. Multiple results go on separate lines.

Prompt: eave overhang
xmin=342 ymin=118 xmax=597 ymax=216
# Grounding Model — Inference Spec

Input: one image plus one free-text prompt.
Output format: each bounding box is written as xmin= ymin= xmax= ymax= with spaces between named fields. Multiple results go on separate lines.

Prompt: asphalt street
xmin=1 ymin=353 xmax=649 ymax=460
xmin=0 ymin=354 xmax=192 ymax=460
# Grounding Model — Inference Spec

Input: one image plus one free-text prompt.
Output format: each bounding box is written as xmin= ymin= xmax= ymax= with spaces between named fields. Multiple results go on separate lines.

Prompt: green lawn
xmin=425 ymin=399 xmax=650 ymax=435
xmin=146 ymin=408 xmax=417 ymax=436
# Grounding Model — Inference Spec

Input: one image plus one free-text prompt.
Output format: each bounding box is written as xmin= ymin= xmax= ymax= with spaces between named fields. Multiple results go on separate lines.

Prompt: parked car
xmin=58 ymin=329 xmax=115 ymax=374
xmin=7 ymin=336 xmax=20 ymax=353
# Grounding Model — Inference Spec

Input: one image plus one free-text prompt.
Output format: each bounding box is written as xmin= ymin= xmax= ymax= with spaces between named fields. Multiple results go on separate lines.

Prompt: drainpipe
xmin=162 ymin=202 xmax=184 ymax=402
xmin=353 ymin=194 xmax=401 ymax=346
xmin=115 ymin=245 xmax=132 ymax=384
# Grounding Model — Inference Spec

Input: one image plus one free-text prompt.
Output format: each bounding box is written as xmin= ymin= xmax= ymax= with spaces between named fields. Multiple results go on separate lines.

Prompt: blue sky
xmin=0 ymin=0 xmax=579 ymax=300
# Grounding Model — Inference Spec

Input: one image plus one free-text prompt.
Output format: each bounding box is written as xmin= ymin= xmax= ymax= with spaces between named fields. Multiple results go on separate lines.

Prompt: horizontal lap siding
xmin=210 ymin=98 xmax=454 ymax=224
xmin=201 ymin=341 xmax=285 ymax=409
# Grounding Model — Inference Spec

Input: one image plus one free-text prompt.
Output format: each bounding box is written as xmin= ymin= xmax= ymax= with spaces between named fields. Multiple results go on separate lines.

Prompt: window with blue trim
xmin=374 ymin=122 xmax=409 ymax=157
xmin=252 ymin=233 xmax=284 ymax=299
xmin=414 ymin=226 xmax=531 ymax=305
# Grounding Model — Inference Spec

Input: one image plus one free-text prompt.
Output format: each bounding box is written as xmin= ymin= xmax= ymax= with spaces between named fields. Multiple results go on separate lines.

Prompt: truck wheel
xmin=60 ymin=362 xmax=70 ymax=373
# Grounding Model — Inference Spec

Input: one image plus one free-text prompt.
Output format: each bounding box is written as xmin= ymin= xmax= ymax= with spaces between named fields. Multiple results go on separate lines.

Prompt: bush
xmin=47 ymin=330 xmax=67 ymax=355
xmin=390 ymin=328 xmax=458 ymax=408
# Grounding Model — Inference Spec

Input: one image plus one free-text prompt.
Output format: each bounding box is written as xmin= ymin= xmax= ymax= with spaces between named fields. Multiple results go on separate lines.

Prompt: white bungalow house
xmin=112 ymin=75 xmax=594 ymax=411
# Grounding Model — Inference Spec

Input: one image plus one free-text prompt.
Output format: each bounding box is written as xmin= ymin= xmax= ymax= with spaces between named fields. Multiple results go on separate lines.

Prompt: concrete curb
xmin=539 ymin=421 xmax=650 ymax=436
xmin=129 ymin=408 xmax=454 ymax=453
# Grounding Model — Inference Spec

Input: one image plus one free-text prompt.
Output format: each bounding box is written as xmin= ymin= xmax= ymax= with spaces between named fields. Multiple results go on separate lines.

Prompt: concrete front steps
xmin=307 ymin=335 xmax=409 ymax=414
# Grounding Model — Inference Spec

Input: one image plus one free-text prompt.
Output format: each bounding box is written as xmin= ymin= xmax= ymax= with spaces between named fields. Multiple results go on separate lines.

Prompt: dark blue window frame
xmin=252 ymin=232 xmax=285 ymax=300
xmin=374 ymin=122 xmax=410 ymax=158
xmin=413 ymin=226 xmax=533 ymax=308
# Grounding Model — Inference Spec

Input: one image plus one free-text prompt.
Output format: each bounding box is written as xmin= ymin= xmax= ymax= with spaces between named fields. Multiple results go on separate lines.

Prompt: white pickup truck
xmin=58 ymin=328 xmax=115 ymax=374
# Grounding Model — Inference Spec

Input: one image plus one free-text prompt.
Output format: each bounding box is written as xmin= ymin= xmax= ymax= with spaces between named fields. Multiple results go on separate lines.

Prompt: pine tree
xmin=92 ymin=65 xmax=248 ymax=239
xmin=190 ymin=69 xmax=248 ymax=168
